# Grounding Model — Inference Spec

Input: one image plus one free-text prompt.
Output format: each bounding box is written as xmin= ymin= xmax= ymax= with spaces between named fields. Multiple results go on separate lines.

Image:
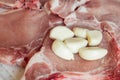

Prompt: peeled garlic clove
xmin=87 ymin=30 xmax=102 ymax=46
xmin=73 ymin=27 xmax=88 ymax=38
xmin=50 ymin=26 xmax=74 ymax=40
xmin=64 ymin=38 xmax=88 ymax=53
xmin=52 ymin=40 xmax=74 ymax=60
xmin=79 ymin=47 xmax=108 ymax=60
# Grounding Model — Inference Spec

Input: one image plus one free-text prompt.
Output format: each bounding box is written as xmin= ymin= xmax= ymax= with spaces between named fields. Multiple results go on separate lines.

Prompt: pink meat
xmin=100 ymin=21 xmax=120 ymax=80
xmin=0 ymin=0 xmax=16 ymax=4
xmin=49 ymin=13 xmax=64 ymax=27
xmin=0 ymin=0 xmax=47 ymax=9
xmin=64 ymin=10 xmax=99 ymax=28
xmin=47 ymin=0 xmax=89 ymax=18
xmin=85 ymin=0 xmax=120 ymax=27
xmin=0 ymin=0 xmax=119 ymax=80
xmin=21 ymin=0 xmax=48 ymax=9
xmin=0 ymin=8 xmax=49 ymax=66
xmin=40 ymin=72 xmax=106 ymax=80
xmin=21 ymin=20 xmax=120 ymax=80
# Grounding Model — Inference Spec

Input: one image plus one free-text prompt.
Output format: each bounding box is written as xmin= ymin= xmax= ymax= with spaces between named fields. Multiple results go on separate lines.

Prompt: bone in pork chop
xmin=20 ymin=0 xmax=120 ymax=80
xmin=0 ymin=0 xmax=120 ymax=80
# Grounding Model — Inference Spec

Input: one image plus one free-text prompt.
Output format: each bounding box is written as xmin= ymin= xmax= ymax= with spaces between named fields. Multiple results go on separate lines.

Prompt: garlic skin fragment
xmin=73 ymin=27 xmax=88 ymax=38
xmin=87 ymin=30 xmax=102 ymax=46
xmin=50 ymin=26 xmax=74 ymax=40
xmin=79 ymin=47 xmax=108 ymax=60
xmin=64 ymin=38 xmax=88 ymax=53
xmin=52 ymin=40 xmax=74 ymax=60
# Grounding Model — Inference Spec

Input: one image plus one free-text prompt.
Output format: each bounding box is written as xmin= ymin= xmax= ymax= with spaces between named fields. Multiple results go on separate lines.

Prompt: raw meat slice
xmin=0 ymin=0 xmax=16 ymax=3
xmin=101 ymin=21 xmax=120 ymax=47
xmin=100 ymin=21 xmax=120 ymax=69
xmin=0 ymin=0 xmax=119 ymax=80
xmin=64 ymin=10 xmax=99 ymax=28
xmin=21 ymin=48 xmax=105 ymax=80
xmin=47 ymin=0 xmax=89 ymax=18
xmin=21 ymin=47 xmax=55 ymax=80
xmin=85 ymin=0 xmax=120 ymax=27
xmin=49 ymin=13 xmax=64 ymax=27
xmin=0 ymin=8 xmax=49 ymax=66
xmin=21 ymin=21 xmax=120 ymax=80
xmin=0 ymin=0 xmax=19 ymax=8
xmin=100 ymin=21 xmax=120 ymax=80
xmin=0 ymin=0 xmax=46 ymax=9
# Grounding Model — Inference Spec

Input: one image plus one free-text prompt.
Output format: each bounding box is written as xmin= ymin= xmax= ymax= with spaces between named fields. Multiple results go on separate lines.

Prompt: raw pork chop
xmin=21 ymin=20 xmax=120 ymax=80
xmin=0 ymin=8 xmax=49 ymax=66
xmin=0 ymin=0 xmax=119 ymax=80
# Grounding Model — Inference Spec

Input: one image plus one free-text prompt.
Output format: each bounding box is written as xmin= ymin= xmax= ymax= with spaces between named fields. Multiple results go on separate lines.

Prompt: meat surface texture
xmin=64 ymin=10 xmax=99 ymax=28
xmin=48 ymin=13 xmax=64 ymax=27
xmin=46 ymin=0 xmax=89 ymax=18
xmin=21 ymin=22 xmax=120 ymax=80
xmin=0 ymin=0 xmax=120 ymax=80
xmin=0 ymin=8 xmax=49 ymax=66
xmin=85 ymin=0 xmax=120 ymax=27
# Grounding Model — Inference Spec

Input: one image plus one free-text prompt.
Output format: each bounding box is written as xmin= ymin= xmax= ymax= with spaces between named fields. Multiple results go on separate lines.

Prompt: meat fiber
xmin=48 ymin=13 xmax=64 ymax=27
xmin=21 ymin=20 xmax=120 ymax=80
xmin=85 ymin=0 xmax=120 ymax=27
xmin=0 ymin=0 xmax=51 ymax=66
xmin=0 ymin=0 xmax=120 ymax=80
xmin=0 ymin=0 xmax=16 ymax=6
xmin=0 ymin=0 xmax=16 ymax=3
xmin=0 ymin=0 xmax=18 ymax=8
xmin=46 ymin=0 xmax=89 ymax=18
xmin=0 ymin=0 xmax=46 ymax=9
xmin=64 ymin=9 xmax=99 ymax=28
xmin=0 ymin=8 xmax=49 ymax=66
xmin=100 ymin=21 xmax=120 ymax=80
